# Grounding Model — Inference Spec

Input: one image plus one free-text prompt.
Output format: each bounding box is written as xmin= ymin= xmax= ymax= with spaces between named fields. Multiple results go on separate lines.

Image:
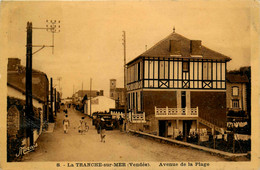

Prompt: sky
xmin=0 ymin=1 xmax=255 ymax=98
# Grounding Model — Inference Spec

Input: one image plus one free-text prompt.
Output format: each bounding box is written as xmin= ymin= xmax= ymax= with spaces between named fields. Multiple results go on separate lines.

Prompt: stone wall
xmin=7 ymin=105 xmax=20 ymax=139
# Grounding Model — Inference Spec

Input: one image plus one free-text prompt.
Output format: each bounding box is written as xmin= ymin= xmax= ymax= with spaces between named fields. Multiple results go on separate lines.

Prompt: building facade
xmin=226 ymin=72 xmax=249 ymax=120
xmin=109 ymin=79 xmax=126 ymax=109
xmin=7 ymin=58 xmax=49 ymax=148
xmin=72 ymin=90 xmax=103 ymax=103
xmin=126 ymin=31 xmax=231 ymax=140
xmin=84 ymin=96 xmax=115 ymax=116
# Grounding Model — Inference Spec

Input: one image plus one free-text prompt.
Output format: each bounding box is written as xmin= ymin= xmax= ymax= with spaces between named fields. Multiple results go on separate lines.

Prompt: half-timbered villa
xmin=126 ymin=30 xmax=231 ymax=140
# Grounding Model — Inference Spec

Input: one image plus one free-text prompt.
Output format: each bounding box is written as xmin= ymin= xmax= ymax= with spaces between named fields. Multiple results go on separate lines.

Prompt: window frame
xmin=232 ymin=99 xmax=239 ymax=109
xmin=182 ymin=61 xmax=189 ymax=72
xmin=232 ymin=86 xmax=239 ymax=96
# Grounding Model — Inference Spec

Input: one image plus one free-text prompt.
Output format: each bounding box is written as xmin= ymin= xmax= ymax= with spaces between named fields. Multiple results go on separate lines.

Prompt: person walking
xmin=78 ymin=117 xmax=88 ymax=135
xmin=96 ymin=117 xmax=101 ymax=134
xmin=100 ymin=117 xmax=106 ymax=143
xmin=63 ymin=114 xmax=70 ymax=134
xmin=119 ymin=115 xmax=124 ymax=132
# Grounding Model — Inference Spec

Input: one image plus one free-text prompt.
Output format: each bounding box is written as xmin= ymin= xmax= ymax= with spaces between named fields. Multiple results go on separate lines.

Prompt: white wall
xmin=8 ymin=86 xmax=43 ymax=108
xmin=86 ymin=96 xmax=115 ymax=116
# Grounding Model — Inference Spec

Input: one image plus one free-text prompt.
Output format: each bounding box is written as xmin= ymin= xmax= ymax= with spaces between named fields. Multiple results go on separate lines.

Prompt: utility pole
xmin=56 ymin=76 xmax=62 ymax=96
xmin=25 ymin=20 xmax=60 ymax=146
xmin=54 ymin=88 xmax=57 ymax=116
xmin=25 ymin=22 xmax=34 ymax=146
xmin=90 ymin=78 xmax=92 ymax=116
xmin=122 ymin=31 xmax=127 ymax=131
xmin=46 ymin=79 xmax=49 ymax=122
xmin=50 ymin=78 xmax=54 ymax=122
xmin=82 ymin=81 xmax=84 ymax=100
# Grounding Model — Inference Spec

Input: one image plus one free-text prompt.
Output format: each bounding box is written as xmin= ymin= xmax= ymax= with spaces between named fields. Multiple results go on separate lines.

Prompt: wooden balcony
xmin=155 ymin=106 xmax=199 ymax=118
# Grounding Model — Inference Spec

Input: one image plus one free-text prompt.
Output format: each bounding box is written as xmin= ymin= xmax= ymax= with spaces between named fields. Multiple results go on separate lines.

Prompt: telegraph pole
xmin=82 ymin=81 xmax=84 ymax=100
xmin=90 ymin=78 xmax=92 ymax=116
xmin=50 ymin=78 xmax=54 ymax=122
xmin=122 ymin=31 xmax=127 ymax=131
xmin=56 ymin=76 xmax=62 ymax=96
xmin=54 ymin=88 xmax=57 ymax=116
xmin=25 ymin=20 xmax=60 ymax=146
xmin=25 ymin=22 xmax=34 ymax=146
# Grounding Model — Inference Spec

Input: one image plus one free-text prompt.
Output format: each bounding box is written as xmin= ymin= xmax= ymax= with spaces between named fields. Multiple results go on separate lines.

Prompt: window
xmin=203 ymin=62 xmax=211 ymax=80
xmin=182 ymin=61 xmax=189 ymax=72
xmin=159 ymin=60 xmax=168 ymax=79
xmin=138 ymin=62 xmax=141 ymax=80
xmin=232 ymin=100 xmax=239 ymax=109
xmin=232 ymin=87 xmax=239 ymax=96
xmin=159 ymin=60 xmax=165 ymax=79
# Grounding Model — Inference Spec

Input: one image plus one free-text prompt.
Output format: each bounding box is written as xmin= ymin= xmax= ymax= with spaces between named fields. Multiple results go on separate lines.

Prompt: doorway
xmin=159 ymin=120 xmax=167 ymax=137
xmin=183 ymin=120 xmax=192 ymax=141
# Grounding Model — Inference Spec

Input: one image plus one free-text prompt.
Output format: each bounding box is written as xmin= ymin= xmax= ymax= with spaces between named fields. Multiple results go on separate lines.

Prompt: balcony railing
xmin=128 ymin=111 xmax=146 ymax=123
xmin=155 ymin=106 xmax=199 ymax=117
xmin=111 ymin=111 xmax=124 ymax=119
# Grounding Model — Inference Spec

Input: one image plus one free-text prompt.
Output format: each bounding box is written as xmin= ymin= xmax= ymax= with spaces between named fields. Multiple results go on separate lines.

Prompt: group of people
xmin=62 ymin=106 xmax=126 ymax=143
xmin=62 ymin=108 xmax=88 ymax=135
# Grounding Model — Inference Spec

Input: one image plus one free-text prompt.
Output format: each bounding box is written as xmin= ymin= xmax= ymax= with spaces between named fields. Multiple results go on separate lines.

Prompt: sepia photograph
xmin=0 ymin=0 xmax=259 ymax=169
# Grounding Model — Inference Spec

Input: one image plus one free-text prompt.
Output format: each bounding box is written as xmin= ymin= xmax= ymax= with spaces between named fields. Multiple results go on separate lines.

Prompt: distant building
xmin=126 ymin=30 xmax=231 ymax=140
xmin=72 ymin=90 xmax=103 ymax=103
xmin=109 ymin=79 xmax=125 ymax=109
xmin=226 ymin=70 xmax=249 ymax=121
xmin=83 ymin=96 xmax=115 ymax=116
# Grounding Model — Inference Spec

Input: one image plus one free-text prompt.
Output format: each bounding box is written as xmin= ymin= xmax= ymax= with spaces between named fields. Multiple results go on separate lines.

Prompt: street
xmin=23 ymin=108 xmax=226 ymax=162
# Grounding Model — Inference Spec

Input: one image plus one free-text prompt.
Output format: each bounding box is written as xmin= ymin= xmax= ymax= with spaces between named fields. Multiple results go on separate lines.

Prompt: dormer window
xmin=169 ymin=40 xmax=181 ymax=55
xmin=190 ymin=40 xmax=202 ymax=55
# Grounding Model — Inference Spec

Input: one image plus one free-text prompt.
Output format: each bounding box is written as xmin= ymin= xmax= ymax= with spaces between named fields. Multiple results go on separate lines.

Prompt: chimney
xmin=8 ymin=58 xmax=21 ymax=71
xmin=99 ymin=90 xmax=104 ymax=96
xmin=169 ymin=40 xmax=181 ymax=55
xmin=190 ymin=40 xmax=202 ymax=55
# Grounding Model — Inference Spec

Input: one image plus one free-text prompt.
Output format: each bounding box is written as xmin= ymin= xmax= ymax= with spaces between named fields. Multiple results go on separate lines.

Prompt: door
xmin=183 ymin=120 xmax=192 ymax=141
xmin=159 ymin=120 xmax=167 ymax=137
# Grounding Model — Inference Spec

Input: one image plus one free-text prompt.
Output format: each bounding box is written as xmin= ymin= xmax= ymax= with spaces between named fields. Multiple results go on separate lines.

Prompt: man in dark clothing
xmin=119 ymin=115 xmax=124 ymax=132
xmin=100 ymin=117 xmax=106 ymax=143
xmin=96 ymin=117 xmax=101 ymax=134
